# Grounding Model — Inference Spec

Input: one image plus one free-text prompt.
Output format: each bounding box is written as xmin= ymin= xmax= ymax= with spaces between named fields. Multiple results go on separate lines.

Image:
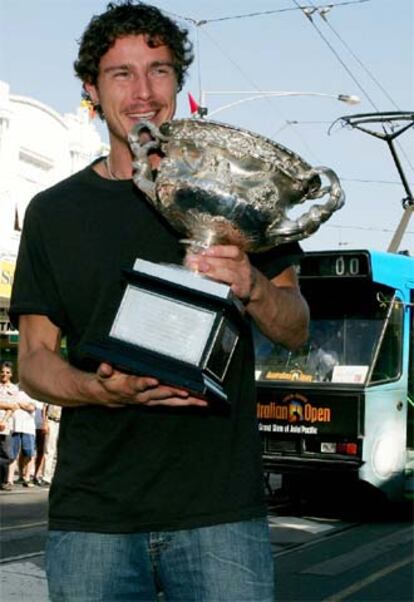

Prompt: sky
xmin=0 ymin=0 xmax=413 ymax=253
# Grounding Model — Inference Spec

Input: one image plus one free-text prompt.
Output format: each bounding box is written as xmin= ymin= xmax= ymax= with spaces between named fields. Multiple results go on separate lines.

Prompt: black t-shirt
xmin=10 ymin=164 xmax=302 ymax=533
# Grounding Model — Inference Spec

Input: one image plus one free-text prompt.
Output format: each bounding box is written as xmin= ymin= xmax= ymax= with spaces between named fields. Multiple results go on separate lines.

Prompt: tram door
xmin=406 ymin=290 xmax=414 ymax=499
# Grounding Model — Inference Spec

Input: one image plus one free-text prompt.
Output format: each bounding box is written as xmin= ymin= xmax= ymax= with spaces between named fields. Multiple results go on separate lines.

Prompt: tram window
xmin=254 ymin=280 xmax=393 ymax=384
xmin=370 ymin=299 xmax=403 ymax=383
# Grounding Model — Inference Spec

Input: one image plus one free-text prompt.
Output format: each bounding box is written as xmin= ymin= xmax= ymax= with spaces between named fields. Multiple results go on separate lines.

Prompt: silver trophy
xmin=129 ymin=118 xmax=344 ymax=252
xmin=84 ymin=119 xmax=344 ymax=403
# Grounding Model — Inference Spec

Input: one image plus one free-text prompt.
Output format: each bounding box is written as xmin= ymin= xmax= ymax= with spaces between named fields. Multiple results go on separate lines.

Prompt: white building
xmin=0 ymin=80 xmax=107 ymax=335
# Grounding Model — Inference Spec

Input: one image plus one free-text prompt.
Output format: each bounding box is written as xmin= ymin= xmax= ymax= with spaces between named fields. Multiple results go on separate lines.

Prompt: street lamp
xmin=196 ymin=90 xmax=360 ymax=118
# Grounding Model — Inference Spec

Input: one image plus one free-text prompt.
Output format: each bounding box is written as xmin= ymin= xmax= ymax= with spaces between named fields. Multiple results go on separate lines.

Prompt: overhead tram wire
xmin=164 ymin=1 xmax=376 ymax=103
xmin=293 ymin=0 xmax=414 ymax=188
xmin=291 ymin=0 xmax=380 ymax=111
xmin=164 ymin=7 xmax=299 ymax=142
xmin=163 ymin=1 xmax=372 ymax=27
xmin=163 ymin=2 xmax=375 ymax=159
xmin=313 ymin=6 xmax=414 ymax=173
xmin=317 ymin=11 xmax=401 ymax=110
xmin=163 ymin=5 xmax=356 ymax=101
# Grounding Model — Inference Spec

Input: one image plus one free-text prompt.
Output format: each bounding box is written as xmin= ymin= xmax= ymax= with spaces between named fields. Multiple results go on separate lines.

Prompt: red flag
xmin=188 ymin=92 xmax=200 ymax=115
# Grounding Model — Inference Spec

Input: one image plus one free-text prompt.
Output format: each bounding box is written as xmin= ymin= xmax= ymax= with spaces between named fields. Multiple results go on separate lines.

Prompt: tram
xmin=255 ymin=249 xmax=414 ymax=502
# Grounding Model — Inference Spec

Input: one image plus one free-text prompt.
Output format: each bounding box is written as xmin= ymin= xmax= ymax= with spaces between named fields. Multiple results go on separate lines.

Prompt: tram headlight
xmin=372 ymin=433 xmax=402 ymax=478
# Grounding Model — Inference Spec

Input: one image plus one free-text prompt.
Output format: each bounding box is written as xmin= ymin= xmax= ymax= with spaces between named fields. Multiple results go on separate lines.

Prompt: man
xmin=10 ymin=2 xmax=309 ymax=600
xmin=7 ymin=388 xmax=38 ymax=488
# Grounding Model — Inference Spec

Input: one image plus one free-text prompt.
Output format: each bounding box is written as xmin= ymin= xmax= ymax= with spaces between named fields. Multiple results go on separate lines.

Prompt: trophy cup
xmin=82 ymin=118 xmax=344 ymax=402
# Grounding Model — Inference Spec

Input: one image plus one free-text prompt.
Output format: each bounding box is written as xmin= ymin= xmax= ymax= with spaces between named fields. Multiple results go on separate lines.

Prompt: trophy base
xmin=82 ymin=338 xmax=230 ymax=403
xmin=80 ymin=259 xmax=245 ymax=404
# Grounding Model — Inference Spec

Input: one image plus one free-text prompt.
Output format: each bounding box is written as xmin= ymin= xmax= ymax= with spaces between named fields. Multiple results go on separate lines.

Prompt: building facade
xmin=0 ymin=80 xmax=107 ymax=362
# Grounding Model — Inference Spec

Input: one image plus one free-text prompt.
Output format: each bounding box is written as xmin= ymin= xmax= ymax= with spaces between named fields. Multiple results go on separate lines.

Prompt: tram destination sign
xmin=299 ymin=251 xmax=371 ymax=279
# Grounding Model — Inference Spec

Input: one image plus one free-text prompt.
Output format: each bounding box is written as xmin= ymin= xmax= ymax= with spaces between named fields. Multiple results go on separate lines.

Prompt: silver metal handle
xmin=268 ymin=167 xmax=345 ymax=243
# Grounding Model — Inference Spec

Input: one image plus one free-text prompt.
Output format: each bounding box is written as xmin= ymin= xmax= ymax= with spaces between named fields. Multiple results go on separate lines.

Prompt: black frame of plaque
xmin=81 ymin=267 xmax=245 ymax=403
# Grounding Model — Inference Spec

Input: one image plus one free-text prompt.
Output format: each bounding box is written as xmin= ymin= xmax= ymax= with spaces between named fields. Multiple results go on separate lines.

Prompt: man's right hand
xmin=94 ymin=363 xmax=208 ymax=408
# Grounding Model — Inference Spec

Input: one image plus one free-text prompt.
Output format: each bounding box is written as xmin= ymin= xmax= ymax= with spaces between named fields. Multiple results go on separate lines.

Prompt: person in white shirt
xmin=7 ymin=389 xmax=37 ymax=488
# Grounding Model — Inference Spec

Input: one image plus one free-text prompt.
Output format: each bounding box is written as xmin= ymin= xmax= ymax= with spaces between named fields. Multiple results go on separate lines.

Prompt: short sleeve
xmin=249 ymin=241 xmax=303 ymax=280
xmin=9 ymin=197 xmax=67 ymax=331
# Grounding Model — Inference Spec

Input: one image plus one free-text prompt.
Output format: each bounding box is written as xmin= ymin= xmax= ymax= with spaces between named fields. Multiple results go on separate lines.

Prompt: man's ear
xmin=84 ymin=82 xmax=99 ymax=105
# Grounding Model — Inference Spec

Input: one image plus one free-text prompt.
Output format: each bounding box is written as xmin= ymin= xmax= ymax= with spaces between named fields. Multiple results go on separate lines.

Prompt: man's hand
xmin=185 ymin=245 xmax=257 ymax=303
xmin=94 ymin=363 xmax=208 ymax=408
xmin=185 ymin=244 xmax=309 ymax=349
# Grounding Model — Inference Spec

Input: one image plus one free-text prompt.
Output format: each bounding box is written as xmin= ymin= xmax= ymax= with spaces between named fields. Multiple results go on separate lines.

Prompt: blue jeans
xmin=45 ymin=518 xmax=275 ymax=601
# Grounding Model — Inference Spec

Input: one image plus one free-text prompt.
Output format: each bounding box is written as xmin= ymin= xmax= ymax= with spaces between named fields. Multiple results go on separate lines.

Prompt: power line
xmin=317 ymin=10 xmax=401 ymax=110
xmin=291 ymin=0 xmax=414 ymax=176
xmin=292 ymin=0 xmax=380 ymax=110
xmin=313 ymin=6 xmax=414 ymax=173
xmin=164 ymin=1 xmax=371 ymax=26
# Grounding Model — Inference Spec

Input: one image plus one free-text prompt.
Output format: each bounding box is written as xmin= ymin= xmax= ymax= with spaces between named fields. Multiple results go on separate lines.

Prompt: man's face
xmin=0 ymin=366 xmax=12 ymax=384
xmin=85 ymin=35 xmax=177 ymax=145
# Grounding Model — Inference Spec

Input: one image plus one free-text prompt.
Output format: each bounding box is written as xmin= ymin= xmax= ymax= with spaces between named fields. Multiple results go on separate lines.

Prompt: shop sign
xmin=0 ymin=259 xmax=15 ymax=299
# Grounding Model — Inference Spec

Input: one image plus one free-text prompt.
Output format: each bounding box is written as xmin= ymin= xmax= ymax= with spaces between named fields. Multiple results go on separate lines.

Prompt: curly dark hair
xmin=74 ymin=1 xmax=194 ymax=118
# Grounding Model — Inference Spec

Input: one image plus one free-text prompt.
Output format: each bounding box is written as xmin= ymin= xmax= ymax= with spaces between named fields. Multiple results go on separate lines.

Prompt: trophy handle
xmin=128 ymin=121 xmax=168 ymax=202
xmin=268 ymin=167 xmax=345 ymax=242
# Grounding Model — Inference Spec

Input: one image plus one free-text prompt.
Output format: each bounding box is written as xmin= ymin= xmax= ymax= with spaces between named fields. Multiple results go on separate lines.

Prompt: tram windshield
xmin=254 ymin=280 xmax=403 ymax=385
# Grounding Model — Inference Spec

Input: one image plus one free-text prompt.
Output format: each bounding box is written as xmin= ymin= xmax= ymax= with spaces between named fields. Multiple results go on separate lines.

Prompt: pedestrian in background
xmin=7 ymin=389 xmax=37 ymax=488
xmin=42 ymin=403 xmax=61 ymax=486
xmin=0 ymin=361 xmax=18 ymax=491
xmin=33 ymin=400 xmax=48 ymax=486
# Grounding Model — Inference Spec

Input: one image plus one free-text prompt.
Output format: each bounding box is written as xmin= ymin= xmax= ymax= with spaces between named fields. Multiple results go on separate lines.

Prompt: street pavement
xmin=1 ymin=557 xmax=47 ymax=602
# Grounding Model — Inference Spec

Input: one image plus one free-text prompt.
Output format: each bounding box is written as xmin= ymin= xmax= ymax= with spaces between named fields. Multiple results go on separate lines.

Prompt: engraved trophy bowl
xmin=128 ymin=118 xmax=345 ymax=253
